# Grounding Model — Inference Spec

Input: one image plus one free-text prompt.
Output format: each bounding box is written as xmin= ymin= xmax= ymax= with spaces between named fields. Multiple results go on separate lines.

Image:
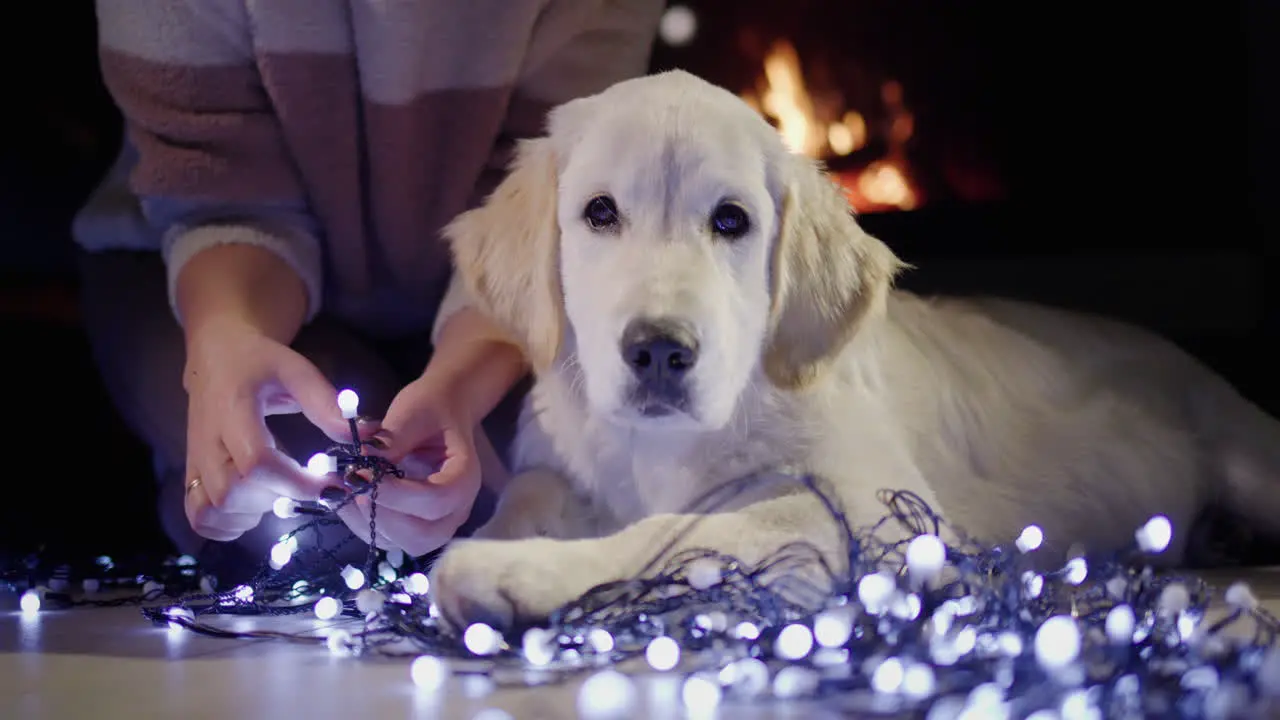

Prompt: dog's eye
xmin=710 ymin=203 xmax=750 ymax=239
xmin=583 ymin=195 xmax=620 ymax=231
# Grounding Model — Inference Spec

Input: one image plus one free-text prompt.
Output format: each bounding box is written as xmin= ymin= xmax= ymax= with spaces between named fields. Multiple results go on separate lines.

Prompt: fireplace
xmin=648 ymin=1 xmax=1010 ymax=216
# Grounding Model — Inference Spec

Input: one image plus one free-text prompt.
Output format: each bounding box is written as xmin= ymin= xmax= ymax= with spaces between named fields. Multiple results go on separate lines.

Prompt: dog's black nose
xmin=620 ymin=318 xmax=699 ymax=381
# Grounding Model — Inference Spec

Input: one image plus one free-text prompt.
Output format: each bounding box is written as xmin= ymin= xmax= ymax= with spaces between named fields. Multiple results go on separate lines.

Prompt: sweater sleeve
xmin=433 ymin=0 xmax=664 ymax=344
xmin=94 ymin=0 xmax=324 ymax=325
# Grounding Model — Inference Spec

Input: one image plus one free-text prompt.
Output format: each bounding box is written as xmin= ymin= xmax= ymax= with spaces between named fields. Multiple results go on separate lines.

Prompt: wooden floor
xmin=4 ymin=569 xmax=1279 ymax=720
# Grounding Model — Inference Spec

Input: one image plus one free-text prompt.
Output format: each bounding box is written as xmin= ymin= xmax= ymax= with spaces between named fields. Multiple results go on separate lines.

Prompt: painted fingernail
xmin=363 ymin=436 xmax=389 ymax=451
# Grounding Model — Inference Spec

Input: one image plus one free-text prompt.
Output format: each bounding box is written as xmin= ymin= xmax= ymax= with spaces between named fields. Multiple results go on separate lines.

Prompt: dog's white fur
xmin=429 ymin=70 xmax=1280 ymax=628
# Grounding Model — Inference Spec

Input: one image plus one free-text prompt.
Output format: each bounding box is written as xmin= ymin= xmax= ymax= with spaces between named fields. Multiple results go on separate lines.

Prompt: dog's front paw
xmin=429 ymin=537 xmax=610 ymax=632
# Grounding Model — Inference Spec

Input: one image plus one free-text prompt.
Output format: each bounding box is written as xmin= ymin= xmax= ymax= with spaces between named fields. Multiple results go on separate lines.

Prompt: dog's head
xmin=445 ymin=70 xmax=903 ymax=432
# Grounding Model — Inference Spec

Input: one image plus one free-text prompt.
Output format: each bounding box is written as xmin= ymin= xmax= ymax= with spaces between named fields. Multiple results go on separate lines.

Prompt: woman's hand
xmin=336 ymin=304 xmax=529 ymax=557
xmin=336 ymin=376 xmax=484 ymax=556
xmin=182 ymin=318 xmax=353 ymax=541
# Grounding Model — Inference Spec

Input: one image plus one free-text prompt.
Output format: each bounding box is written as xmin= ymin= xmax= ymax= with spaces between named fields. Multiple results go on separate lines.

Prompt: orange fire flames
xmin=740 ymin=40 xmax=920 ymax=212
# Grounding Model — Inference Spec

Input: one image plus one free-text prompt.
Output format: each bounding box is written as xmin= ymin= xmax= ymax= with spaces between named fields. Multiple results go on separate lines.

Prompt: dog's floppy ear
xmin=443 ymin=138 xmax=563 ymax=372
xmin=763 ymin=155 xmax=906 ymax=389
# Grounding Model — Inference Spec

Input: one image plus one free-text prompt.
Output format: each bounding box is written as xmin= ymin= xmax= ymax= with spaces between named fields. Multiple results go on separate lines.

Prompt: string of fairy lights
xmin=7 ymin=388 xmax=1280 ymax=719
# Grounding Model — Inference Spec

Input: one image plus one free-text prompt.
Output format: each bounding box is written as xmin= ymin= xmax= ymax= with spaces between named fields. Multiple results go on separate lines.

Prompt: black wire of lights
xmin=6 ymin=388 xmax=1280 ymax=719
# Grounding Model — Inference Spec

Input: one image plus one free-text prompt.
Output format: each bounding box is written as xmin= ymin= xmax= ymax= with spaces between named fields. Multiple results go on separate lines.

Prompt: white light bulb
xmin=813 ymin=607 xmax=854 ymax=648
xmin=686 ymin=557 xmax=722 ymax=590
xmin=463 ymin=623 xmax=502 ymax=656
xmin=657 ymin=5 xmax=697 ymax=47
xmin=645 ymin=635 xmax=680 ymax=671
xmin=522 ymin=627 xmax=557 ymax=666
xmin=726 ymin=657 xmax=770 ymax=698
xmin=1035 ymin=615 xmax=1081 ymax=669
xmin=997 ymin=631 xmax=1024 ymax=657
xmin=681 ymin=673 xmax=722 ymax=713
xmin=772 ymin=666 xmax=819 ymax=699
xmin=404 ymin=572 xmax=430 ymax=595
xmin=306 ymin=453 xmax=338 ymax=477
xmin=1064 ymin=556 xmax=1088 ymax=585
xmin=326 ymin=630 xmax=355 ymax=656
xmin=1226 ymin=582 xmax=1258 ymax=610
xmin=233 ymin=584 xmax=254 ymax=603
xmin=967 ymin=682 xmax=1005 ymax=708
xmin=336 ymin=389 xmax=360 ymax=419
xmin=577 ymin=669 xmax=637 ymax=720
xmin=1022 ymin=571 xmax=1044 ymax=599
xmin=1158 ymin=584 xmax=1190 ymax=616
xmin=734 ymin=621 xmax=760 ymax=640
xmin=355 ymin=588 xmax=385 ymax=615
xmin=891 ymin=592 xmax=922 ymax=621
xmin=19 ymin=589 xmax=42 ymax=614
xmin=901 ymin=662 xmax=936 ymax=699
xmin=1181 ymin=666 xmax=1219 ymax=692
xmin=272 ymin=496 xmax=298 ymax=519
xmin=375 ymin=563 xmax=395 ymax=585
xmin=857 ymin=572 xmax=897 ymax=614
xmin=341 ymin=565 xmax=365 ymax=590
xmin=410 ymin=655 xmax=448 ymax=691
xmin=1105 ymin=604 xmax=1136 ymax=644
xmin=165 ymin=606 xmax=194 ymax=631
xmin=1106 ymin=575 xmax=1128 ymax=599
xmin=906 ymin=533 xmax=947 ymax=582
xmin=871 ymin=657 xmax=906 ymax=694
xmin=269 ymin=542 xmax=293 ymax=570
xmin=1060 ymin=689 xmax=1094 ymax=719
xmin=314 ymin=596 xmax=341 ymax=620
xmin=1136 ymin=515 xmax=1173 ymax=553
xmin=774 ymin=623 xmax=814 ymax=661
xmin=587 ymin=628 xmax=615 ymax=654
xmin=1016 ymin=525 xmax=1044 ymax=553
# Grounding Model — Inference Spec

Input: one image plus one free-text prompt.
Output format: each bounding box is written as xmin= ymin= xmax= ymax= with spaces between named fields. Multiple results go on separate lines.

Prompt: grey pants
xmin=77 ymin=250 xmax=516 ymax=581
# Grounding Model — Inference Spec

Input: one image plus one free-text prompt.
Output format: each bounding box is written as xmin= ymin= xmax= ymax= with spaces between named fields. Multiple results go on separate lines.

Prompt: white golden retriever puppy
xmin=428 ymin=70 xmax=1280 ymax=629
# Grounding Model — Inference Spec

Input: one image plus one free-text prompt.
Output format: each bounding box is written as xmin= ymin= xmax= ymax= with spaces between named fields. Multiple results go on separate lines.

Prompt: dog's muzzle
xmin=619 ymin=317 xmax=699 ymax=416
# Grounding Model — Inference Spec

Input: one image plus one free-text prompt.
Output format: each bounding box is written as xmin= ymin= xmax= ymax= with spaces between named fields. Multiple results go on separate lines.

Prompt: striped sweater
xmin=74 ymin=0 xmax=664 ymax=339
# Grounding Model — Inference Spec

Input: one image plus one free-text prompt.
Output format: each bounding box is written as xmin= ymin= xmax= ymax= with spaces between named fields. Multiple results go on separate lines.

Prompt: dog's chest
xmin=514 ymin=384 xmax=805 ymax=528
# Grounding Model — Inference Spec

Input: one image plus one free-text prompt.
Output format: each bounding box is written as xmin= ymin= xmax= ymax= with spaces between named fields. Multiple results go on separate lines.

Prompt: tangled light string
xmin=6 ymin=388 xmax=1280 ymax=719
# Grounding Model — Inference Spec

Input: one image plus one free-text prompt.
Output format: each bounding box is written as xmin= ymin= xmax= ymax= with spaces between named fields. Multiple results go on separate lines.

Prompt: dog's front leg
xmin=471 ymin=468 xmax=599 ymax=541
xmin=430 ymin=491 xmax=851 ymax=631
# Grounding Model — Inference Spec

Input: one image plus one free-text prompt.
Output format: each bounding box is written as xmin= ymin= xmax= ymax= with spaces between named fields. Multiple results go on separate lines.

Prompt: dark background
xmin=1 ymin=1 xmax=1275 ymax=563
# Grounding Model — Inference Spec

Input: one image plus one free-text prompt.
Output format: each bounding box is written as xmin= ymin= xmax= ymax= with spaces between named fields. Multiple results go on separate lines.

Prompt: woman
xmin=73 ymin=0 xmax=664 ymax=581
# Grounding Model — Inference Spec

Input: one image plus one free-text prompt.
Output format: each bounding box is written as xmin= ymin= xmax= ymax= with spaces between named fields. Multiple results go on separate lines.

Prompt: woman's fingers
xmin=221 ymin=393 xmax=326 ymax=502
xmin=184 ymin=470 xmax=262 ymax=541
xmin=336 ymin=499 xmax=395 ymax=550
xmin=361 ymin=473 xmax=478 ymax=522
xmin=353 ymin=495 xmax=466 ymax=558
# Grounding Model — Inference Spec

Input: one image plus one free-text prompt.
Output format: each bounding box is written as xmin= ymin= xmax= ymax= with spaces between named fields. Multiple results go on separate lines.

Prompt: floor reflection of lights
xmin=19 ymin=610 xmax=42 ymax=649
